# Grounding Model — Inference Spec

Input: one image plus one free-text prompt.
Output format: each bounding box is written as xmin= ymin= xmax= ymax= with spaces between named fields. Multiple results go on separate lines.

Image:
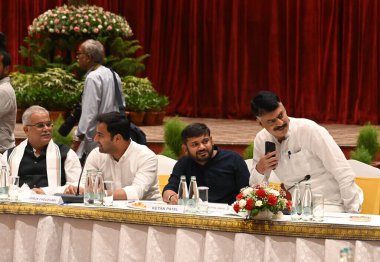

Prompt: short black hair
xmin=181 ymin=123 xmax=210 ymax=144
xmin=0 ymin=50 xmax=11 ymax=67
xmin=251 ymin=91 xmax=281 ymax=117
xmin=97 ymin=112 xmax=130 ymax=140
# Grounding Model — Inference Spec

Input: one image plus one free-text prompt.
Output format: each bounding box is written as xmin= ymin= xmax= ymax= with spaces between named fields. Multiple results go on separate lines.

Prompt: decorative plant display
xmin=233 ymin=184 xmax=291 ymax=219
xmin=11 ymin=68 xmax=82 ymax=111
xmin=160 ymin=117 xmax=186 ymax=159
xmin=350 ymin=123 xmax=380 ymax=164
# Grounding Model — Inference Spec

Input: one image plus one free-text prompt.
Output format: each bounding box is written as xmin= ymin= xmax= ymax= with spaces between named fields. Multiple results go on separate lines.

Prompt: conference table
xmin=0 ymin=200 xmax=379 ymax=262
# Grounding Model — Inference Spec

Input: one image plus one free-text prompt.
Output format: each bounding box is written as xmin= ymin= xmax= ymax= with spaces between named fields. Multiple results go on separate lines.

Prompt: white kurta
xmin=250 ymin=117 xmax=363 ymax=213
xmin=83 ymin=141 xmax=161 ymax=201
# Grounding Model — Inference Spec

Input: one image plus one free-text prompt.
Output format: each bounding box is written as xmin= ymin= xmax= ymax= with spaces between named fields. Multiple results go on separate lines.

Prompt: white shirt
xmin=250 ymin=117 xmax=363 ymax=213
xmin=0 ymin=76 xmax=16 ymax=153
xmin=83 ymin=141 xmax=161 ymax=201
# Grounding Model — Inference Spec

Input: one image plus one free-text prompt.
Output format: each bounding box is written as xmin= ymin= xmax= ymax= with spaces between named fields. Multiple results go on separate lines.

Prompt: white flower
xmin=255 ymin=200 xmax=263 ymax=207
xmin=270 ymin=189 xmax=280 ymax=197
xmin=243 ymin=187 xmax=253 ymax=197
xmin=239 ymin=199 xmax=246 ymax=208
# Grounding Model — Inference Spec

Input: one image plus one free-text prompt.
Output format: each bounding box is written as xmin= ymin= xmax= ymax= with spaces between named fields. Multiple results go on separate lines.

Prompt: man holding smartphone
xmin=250 ymin=90 xmax=363 ymax=213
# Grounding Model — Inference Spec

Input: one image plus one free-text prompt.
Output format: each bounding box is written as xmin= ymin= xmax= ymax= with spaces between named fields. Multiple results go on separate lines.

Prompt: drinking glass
xmin=84 ymin=170 xmax=97 ymax=205
xmin=8 ymin=176 xmax=19 ymax=201
xmin=313 ymin=194 xmax=324 ymax=221
xmin=198 ymin=186 xmax=209 ymax=213
xmin=103 ymin=181 xmax=114 ymax=206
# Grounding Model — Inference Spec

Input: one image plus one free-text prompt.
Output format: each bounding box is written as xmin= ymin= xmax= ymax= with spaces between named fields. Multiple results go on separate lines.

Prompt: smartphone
xmin=265 ymin=141 xmax=276 ymax=155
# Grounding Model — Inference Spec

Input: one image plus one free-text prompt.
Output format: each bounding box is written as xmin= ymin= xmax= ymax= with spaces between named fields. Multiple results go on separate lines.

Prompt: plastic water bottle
xmin=186 ymin=176 xmax=199 ymax=213
xmin=177 ymin=176 xmax=188 ymax=206
xmin=302 ymin=183 xmax=313 ymax=221
xmin=0 ymin=166 xmax=8 ymax=200
xmin=291 ymin=182 xmax=302 ymax=220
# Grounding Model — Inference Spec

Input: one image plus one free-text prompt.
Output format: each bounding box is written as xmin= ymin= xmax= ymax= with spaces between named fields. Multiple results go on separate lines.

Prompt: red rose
xmin=267 ymin=195 xmax=278 ymax=206
xmin=245 ymin=199 xmax=255 ymax=210
xmin=256 ymin=189 xmax=266 ymax=198
xmin=236 ymin=192 xmax=244 ymax=200
xmin=233 ymin=203 xmax=240 ymax=213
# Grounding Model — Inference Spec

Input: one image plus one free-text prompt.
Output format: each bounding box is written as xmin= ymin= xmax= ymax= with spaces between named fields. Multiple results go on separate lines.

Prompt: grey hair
xmin=22 ymin=105 xmax=49 ymax=125
xmin=82 ymin=39 xmax=104 ymax=64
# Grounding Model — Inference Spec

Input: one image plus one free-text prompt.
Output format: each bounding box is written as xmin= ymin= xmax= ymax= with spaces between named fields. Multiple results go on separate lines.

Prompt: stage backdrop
xmin=1 ymin=0 xmax=379 ymax=124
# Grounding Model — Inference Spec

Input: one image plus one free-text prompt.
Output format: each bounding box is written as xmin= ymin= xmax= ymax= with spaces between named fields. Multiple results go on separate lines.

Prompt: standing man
xmin=0 ymin=47 xmax=16 ymax=154
xmin=74 ymin=39 xmax=123 ymax=160
xmin=163 ymin=123 xmax=250 ymax=205
xmin=250 ymin=90 xmax=363 ymax=213
xmin=1 ymin=106 xmax=82 ymax=195
xmin=65 ymin=112 xmax=161 ymax=200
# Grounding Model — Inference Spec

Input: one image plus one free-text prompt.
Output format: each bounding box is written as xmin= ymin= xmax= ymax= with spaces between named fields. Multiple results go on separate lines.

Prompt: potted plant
xmin=350 ymin=123 xmax=380 ymax=166
xmin=11 ymin=68 xmax=82 ymax=122
xmin=160 ymin=117 xmax=186 ymax=160
xmin=143 ymin=92 xmax=169 ymax=126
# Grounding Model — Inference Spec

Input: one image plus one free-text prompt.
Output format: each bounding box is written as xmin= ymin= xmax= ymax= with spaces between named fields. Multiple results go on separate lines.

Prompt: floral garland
xmin=28 ymin=5 xmax=133 ymax=37
xmin=233 ymin=184 xmax=291 ymax=217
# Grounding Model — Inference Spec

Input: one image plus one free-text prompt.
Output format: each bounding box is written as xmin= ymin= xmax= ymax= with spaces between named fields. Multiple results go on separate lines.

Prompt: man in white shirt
xmin=1 ymin=106 xmax=82 ymax=195
xmin=0 ymin=48 xmax=16 ymax=154
xmin=65 ymin=112 xmax=161 ymax=200
xmin=73 ymin=39 xmax=123 ymax=160
xmin=250 ymin=91 xmax=363 ymax=213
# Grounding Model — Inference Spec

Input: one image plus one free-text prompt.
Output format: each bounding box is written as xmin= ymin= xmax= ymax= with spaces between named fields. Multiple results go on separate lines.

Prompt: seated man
xmin=0 ymin=106 xmax=82 ymax=195
xmin=250 ymin=90 xmax=363 ymax=213
xmin=163 ymin=123 xmax=250 ymax=205
xmin=65 ymin=112 xmax=161 ymax=200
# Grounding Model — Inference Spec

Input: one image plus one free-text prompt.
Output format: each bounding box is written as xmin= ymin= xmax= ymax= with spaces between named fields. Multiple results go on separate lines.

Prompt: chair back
xmin=355 ymin=177 xmax=380 ymax=214
xmin=157 ymin=155 xmax=177 ymax=194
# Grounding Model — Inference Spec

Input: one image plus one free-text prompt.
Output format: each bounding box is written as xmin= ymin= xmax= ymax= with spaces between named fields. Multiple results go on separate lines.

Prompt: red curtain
xmin=1 ymin=0 xmax=380 ymax=124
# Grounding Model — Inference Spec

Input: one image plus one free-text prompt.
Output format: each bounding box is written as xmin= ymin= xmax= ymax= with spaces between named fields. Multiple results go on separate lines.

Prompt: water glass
xmin=198 ymin=186 xmax=209 ymax=213
xmin=84 ymin=170 xmax=97 ymax=205
xmin=93 ymin=172 xmax=104 ymax=206
xmin=0 ymin=166 xmax=8 ymax=200
xmin=8 ymin=176 xmax=19 ymax=201
xmin=103 ymin=181 xmax=114 ymax=206
xmin=313 ymin=194 xmax=324 ymax=221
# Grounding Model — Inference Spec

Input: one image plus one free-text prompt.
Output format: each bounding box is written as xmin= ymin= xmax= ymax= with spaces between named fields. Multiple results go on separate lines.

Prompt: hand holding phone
xmin=265 ymin=141 xmax=276 ymax=155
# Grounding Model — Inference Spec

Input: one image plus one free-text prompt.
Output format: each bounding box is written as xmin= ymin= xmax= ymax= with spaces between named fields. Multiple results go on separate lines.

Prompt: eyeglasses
xmin=26 ymin=122 xmax=53 ymax=129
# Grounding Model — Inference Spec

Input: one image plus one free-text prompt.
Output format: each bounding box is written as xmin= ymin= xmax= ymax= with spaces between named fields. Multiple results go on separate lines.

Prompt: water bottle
xmin=0 ymin=166 xmax=8 ymax=200
xmin=187 ymin=176 xmax=199 ymax=213
xmin=291 ymin=182 xmax=302 ymax=220
xmin=302 ymin=183 xmax=313 ymax=221
xmin=84 ymin=170 xmax=97 ymax=205
xmin=177 ymin=176 xmax=188 ymax=206
xmin=93 ymin=171 xmax=104 ymax=206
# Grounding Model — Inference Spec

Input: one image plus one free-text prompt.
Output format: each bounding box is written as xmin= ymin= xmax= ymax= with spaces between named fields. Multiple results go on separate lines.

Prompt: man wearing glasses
xmin=0 ymin=106 xmax=82 ymax=195
xmin=163 ymin=123 xmax=250 ymax=205
xmin=250 ymin=90 xmax=363 ymax=213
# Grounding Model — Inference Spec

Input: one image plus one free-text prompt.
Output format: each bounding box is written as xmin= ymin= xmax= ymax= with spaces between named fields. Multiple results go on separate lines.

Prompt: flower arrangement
xmin=233 ymin=184 xmax=291 ymax=218
xmin=28 ymin=5 xmax=133 ymax=37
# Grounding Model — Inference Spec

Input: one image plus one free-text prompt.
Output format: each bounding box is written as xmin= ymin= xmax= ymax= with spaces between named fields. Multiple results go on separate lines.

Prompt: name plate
xmin=26 ymin=195 xmax=63 ymax=205
xmin=146 ymin=203 xmax=185 ymax=213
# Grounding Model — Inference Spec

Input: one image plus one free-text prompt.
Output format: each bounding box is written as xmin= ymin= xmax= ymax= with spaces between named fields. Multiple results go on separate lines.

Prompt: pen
xmin=288 ymin=151 xmax=291 ymax=159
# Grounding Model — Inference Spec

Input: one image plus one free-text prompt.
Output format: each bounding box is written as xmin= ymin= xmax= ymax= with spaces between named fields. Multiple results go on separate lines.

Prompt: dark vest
xmin=7 ymin=142 xmax=69 ymax=188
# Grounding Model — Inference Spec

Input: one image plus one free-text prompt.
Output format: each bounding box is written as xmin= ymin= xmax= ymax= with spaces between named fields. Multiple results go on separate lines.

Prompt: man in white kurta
xmin=0 ymin=106 xmax=81 ymax=195
xmin=65 ymin=112 xmax=161 ymax=200
xmin=250 ymin=91 xmax=362 ymax=213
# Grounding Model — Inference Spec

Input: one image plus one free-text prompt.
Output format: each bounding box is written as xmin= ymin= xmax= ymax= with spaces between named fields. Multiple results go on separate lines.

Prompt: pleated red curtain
xmin=1 ymin=0 xmax=379 ymax=124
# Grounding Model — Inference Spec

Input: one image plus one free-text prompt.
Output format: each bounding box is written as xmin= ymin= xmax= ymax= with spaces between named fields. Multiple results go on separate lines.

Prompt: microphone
xmin=286 ymin=175 xmax=311 ymax=191
xmin=54 ymin=162 xmax=86 ymax=203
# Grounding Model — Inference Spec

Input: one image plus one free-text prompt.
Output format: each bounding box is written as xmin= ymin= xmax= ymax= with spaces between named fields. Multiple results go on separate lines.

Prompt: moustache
xmin=274 ymin=123 xmax=287 ymax=131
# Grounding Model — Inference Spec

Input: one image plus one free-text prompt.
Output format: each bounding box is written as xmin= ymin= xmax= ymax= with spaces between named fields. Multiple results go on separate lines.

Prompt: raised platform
xmin=14 ymin=117 xmax=366 ymax=158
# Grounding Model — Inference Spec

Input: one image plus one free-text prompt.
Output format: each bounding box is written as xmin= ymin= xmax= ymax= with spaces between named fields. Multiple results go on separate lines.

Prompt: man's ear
xmin=181 ymin=144 xmax=188 ymax=156
xmin=23 ymin=126 xmax=29 ymax=134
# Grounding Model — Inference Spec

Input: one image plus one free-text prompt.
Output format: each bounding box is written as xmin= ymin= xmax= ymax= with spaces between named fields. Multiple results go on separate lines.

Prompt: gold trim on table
xmin=1 ymin=202 xmax=379 ymax=241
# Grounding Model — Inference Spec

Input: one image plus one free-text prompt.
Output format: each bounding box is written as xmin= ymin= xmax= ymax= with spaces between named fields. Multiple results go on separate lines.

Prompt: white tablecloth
xmin=1 ymin=213 xmax=380 ymax=262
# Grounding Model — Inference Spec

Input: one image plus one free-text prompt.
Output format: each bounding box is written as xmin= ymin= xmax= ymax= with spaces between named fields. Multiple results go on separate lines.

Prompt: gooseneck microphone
xmin=55 ymin=163 xmax=85 ymax=203
xmin=286 ymin=174 xmax=311 ymax=191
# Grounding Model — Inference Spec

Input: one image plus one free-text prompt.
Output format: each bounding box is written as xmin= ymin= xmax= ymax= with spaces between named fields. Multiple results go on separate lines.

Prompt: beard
xmin=194 ymin=148 xmax=213 ymax=163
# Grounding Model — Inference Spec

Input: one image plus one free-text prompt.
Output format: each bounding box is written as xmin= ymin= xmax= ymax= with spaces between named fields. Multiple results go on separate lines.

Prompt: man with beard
xmin=64 ymin=111 xmax=161 ymax=200
xmin=250 ymin=91 xmax=363 ymax=213
xmin=1 ymin=106 xmax=82 ymax=195
xmin=163 ymin=123 xmax=250 ymax=205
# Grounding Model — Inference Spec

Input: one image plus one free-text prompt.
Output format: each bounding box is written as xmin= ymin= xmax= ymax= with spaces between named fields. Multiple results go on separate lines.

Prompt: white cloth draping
xmin=1 ymin=214 xmax=380 ymax=262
